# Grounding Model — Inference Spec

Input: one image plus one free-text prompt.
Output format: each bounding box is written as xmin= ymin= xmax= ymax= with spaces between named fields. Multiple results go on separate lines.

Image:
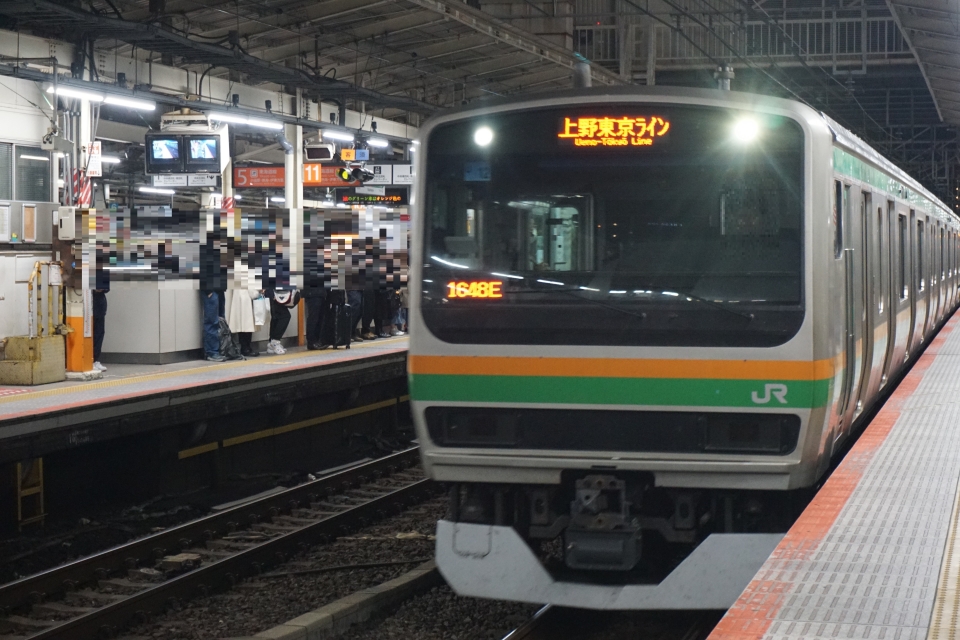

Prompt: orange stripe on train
xmin=408 ymin=355 xmax=836 ymax=381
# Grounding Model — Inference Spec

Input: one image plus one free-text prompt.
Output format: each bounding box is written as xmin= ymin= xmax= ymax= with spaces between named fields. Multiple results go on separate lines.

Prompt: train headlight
xmin=732 ymin=118 xmax=759 ymax=143
xmin=474 ymin=126 xmax=494 ymax=147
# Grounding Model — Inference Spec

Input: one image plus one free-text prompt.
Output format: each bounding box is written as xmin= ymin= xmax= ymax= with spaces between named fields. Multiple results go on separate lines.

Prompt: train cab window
xmin=916 ymin=218 xmax=924 ymax=294
xmin=422 ymin=104 xmax=805 ymax=347
xmin=834 ymin=181 xmax=844 ymax=259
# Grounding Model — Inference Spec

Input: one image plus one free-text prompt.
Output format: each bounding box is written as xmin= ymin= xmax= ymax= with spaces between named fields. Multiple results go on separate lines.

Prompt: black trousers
xmin=361 ymin=289 xmax=386 ymax=335
xmin=92 ymin=291 xmax=107 ymax=360
xmin=304 ymin=293 xmax=327 ymax=344
xmin=269 ymin=299 xmax=291 ymax=341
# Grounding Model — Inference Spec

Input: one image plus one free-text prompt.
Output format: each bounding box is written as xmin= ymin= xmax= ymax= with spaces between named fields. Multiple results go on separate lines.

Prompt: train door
xmin=906 ymin=211 xmax=919 ymax=354
xmin=836 ymin=183 xmax=864 ymax=437
xmin=885 ymin=208 xmax=911 ymax=383
xmin=864 ymin=201 xmax=888 ymax=399
xmin=882 ymin=203 xmax=901 ymax=385
xmin=938 ymin=226 xmax=946 ymax=321
xmin=851 ymin=189 xmax=874 ymax=419
xmin=918 ymin=217 xmax=930 ymax=341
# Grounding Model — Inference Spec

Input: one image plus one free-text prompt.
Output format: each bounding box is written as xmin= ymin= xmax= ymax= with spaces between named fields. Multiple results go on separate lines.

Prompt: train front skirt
xmin=435 ymin=520 xmax=783 ymax=610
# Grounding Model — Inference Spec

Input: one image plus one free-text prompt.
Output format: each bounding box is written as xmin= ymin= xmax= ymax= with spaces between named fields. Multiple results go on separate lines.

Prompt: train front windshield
xmin=421 ymin=104 xmax=804 ymax=347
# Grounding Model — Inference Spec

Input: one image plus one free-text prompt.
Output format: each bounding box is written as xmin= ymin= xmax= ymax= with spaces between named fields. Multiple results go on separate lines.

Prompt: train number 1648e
xmin=447 ymin=281 xmax=503 ymax=299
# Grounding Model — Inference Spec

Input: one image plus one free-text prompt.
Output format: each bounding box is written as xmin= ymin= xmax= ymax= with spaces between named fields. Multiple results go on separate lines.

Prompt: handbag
xmin=252 ymin=294 xmax=269 ymax=327
xmin=273 ymin=290 xmax=301 ymax=308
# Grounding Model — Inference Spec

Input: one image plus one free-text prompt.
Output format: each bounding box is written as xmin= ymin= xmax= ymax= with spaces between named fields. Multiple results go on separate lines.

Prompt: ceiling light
xmin=322 ymin=130 xmax=355 ymax=142
xmin=19 ymin=154 xmax=49 ymax=162
xmin=47 ymin=86 xmax=104 ymax=102
xmin=367 ymin=138 xmax=389 ymax=148
xmin=208 ymin=112 xmax=283 ymax=130
xmin=100 ymin=156 xmax=122 ymax=164
xmin=474 ymin=126 xmax=494 ymax=146
xmin=104 ymin=95 xmax=156 ymax=111
xmin=270 ymin=197 xmax=286 ymax=203
xmin=732 ymin=118 xmax=759 ymax=143
xmin=139 ymin=186 xmax=175 ymax=195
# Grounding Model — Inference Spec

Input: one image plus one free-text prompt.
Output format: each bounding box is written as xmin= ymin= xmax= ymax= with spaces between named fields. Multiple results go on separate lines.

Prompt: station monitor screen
xmin=144 ymin=134 xmax=184 ymax=173
xmin=186 ymin=136 xmax=220 ymax=172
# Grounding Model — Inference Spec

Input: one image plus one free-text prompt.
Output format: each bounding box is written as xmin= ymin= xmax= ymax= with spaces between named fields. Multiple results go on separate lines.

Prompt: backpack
xmin=218 ymin=317 xmax=244 ymax=360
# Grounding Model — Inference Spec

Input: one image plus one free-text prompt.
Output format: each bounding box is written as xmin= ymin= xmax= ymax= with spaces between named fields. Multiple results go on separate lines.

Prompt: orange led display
xmin=447 ymin=281 xmax=503 ymax=299
xmin=558 ymin=116 xmax=671 ymax=147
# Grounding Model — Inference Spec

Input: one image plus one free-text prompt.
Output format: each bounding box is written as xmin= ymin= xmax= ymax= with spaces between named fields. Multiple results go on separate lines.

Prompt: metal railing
xmin=573 ymin=16 xmax=910 ymax=67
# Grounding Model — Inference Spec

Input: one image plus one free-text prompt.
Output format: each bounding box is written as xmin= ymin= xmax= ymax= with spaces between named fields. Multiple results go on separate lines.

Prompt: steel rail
xmin=0 ymin=447 xmax=425 ymax=637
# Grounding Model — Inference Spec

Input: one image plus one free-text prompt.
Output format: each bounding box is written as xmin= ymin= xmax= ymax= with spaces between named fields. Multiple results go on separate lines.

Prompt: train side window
xmin=941 ymin=227 xmax=945 ymax=280
xmin=916 ymin=218 xmax=924 ymax=293
xmin=899 ymin=214 xmax=908 ymax=299
xmin=834 ymin=181 xmax=843 ymax=259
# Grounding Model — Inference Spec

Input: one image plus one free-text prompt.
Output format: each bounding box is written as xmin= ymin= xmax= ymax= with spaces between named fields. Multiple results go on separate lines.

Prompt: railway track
xmin=0 ymin=448 xmax=431 ymax=640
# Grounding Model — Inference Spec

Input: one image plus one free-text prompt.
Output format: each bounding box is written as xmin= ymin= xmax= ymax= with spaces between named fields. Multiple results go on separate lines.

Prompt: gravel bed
xmin=125 ymin=497 xmax=446 ymax=639
xmin=347 ymin=584 xmax=539 ymax=640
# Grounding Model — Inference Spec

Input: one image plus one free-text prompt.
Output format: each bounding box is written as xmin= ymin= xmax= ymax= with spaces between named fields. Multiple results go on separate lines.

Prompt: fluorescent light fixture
xmin=208 ymin=112 xmax=283 ymax=130
xmin=609 ymin=290 xmax=627 ymax=294
xmin=732 ymin=118 xmax=759 ymax=143
xmin=139 ymin=186 xmax=175 ymax=195
xmin=662 ymin=291 xmax=680 ymax=297
xmin=47 ymin=86 xmax=104 ymax=102
xmin=491 ymin=272 xmax=524 ymax=280
xmin=431 ymin=256 xmax=469 ymax=269
xmin=100 ymin=156 xmax=121 ymax=164
xmin=474 ymin=126 xmax=494 ymax=146
xmin=323 ymin=130 xmax=355 ymax=142
xmin=270 ymin=197 xmax=286 ymax=203
xmin=537 ymin=279 xmax=564 ymax=286
xmin=19 ymin=154 xmax=49 ymax=162
xmin=579 ymin=286 xmax=600 ymax=292
xmin=367 ymin=138 xmax=389 ymax=148
xmin=104 ymin=95 xmax=156 ymax=111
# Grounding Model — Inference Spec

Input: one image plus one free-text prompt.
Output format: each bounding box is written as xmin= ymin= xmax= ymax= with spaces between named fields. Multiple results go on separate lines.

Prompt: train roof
xmin=822 ymin=113 xmax=955 ymax=219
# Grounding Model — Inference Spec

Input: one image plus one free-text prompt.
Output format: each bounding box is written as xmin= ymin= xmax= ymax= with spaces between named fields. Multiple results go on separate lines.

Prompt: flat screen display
xmin=185 ymin=135 xmax=220 ymax=172
xmin=189 ymin=138 xmax=217 ymax=160
xmin=145 ymin=134 xmax=184 ymax=173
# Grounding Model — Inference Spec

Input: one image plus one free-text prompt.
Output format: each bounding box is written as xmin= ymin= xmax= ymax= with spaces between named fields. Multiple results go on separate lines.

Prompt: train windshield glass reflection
xmin=422 ymin=104 xmax=805 ymax=347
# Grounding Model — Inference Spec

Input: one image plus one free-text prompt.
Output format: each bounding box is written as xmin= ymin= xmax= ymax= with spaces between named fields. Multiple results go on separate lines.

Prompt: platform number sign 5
xmin=751 ymin=384 xmax=788 ymax=405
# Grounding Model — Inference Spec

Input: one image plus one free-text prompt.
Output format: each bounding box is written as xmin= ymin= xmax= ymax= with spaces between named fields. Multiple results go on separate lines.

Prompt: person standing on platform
xmin=92 ymin=287 xmax=109 ymax=371
xmin=200 ymin=209 xmax=226 ymax=362
xmin=225 ymin=287 xmax=261 ymax=357
xmin=267 ymin=289 xmax=295 ymax=354
xmin=302 ymin=287 xmax=327 ymax=350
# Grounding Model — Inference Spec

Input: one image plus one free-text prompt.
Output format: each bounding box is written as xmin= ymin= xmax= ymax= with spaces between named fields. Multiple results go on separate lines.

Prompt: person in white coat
xmin=225 ymin=287 xmax=264 ymax=357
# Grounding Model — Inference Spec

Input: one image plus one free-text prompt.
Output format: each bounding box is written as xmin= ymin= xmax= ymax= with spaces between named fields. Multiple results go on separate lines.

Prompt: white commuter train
xmin=407 ymin=87 xmax=960 ymax=609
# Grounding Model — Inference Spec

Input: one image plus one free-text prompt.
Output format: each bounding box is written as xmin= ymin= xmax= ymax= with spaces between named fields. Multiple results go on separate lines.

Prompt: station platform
xmin=710 ymin=315 xmax=960 ymax=640
xmin=0 ymin=337 xmax=408 ymax=465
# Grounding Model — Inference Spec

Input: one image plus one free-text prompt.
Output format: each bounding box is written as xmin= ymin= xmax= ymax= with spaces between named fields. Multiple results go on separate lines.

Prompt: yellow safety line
xmin=206 ymin=397 xmax=400 ymax=450
xmin=0 ymin=337 xmax=407 ymax=406
xmin=927 ymin=470 xmax=960 ymax=640
xmin=178 ymin=442 xmax=219 ymax=460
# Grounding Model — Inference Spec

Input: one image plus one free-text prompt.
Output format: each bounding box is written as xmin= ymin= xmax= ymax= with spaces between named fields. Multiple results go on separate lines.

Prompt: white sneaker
xmin=93 ymin=361 xmax=107 ymax=372
xmin=267 ymin=339 xmax=286 ymax=355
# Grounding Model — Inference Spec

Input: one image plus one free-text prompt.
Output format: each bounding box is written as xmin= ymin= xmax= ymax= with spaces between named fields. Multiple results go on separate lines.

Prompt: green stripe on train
xmin=409 ymin=375 xmax=833 ymax=409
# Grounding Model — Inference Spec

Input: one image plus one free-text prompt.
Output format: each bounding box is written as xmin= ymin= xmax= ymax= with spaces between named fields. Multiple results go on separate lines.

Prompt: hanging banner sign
xmin=303 ymin=164 xmax=360 ymax=187
xmin=392 ymin=164 xmax=414 ymax=184
xmin=234 ymin=166 xmax=284 ymax=188
xmin=87 ymin=141 xmax=102 ymax=178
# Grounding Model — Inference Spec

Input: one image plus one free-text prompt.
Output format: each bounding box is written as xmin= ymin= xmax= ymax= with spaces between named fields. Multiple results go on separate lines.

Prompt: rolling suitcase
xmin=322 ymin=290 xmax=352 ymax=349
